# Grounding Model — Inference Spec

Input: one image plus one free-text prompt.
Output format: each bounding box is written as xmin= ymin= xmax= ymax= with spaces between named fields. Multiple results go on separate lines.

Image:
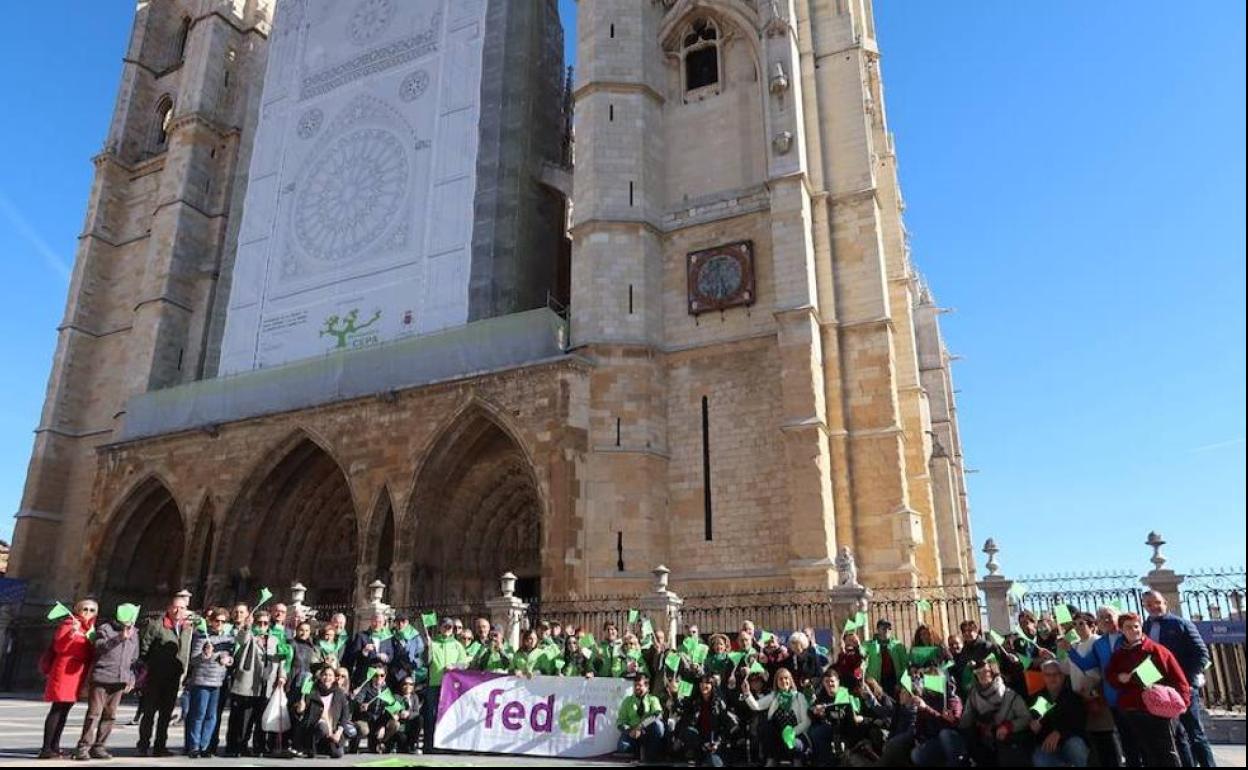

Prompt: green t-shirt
xmin=616 ymin=693 xmax=663 ymax=731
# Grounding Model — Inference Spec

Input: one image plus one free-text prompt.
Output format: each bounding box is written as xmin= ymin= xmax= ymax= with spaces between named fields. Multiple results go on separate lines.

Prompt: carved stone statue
xmin=836 ymin=546 xmax=861 ymax=588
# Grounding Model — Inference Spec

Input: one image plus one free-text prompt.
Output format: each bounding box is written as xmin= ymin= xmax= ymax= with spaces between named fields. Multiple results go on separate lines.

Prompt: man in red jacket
xmin=1105 ymin=612 xmax=1190 ymax=768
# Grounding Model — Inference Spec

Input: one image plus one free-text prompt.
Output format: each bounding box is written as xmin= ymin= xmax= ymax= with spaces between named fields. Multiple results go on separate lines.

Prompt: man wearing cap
xmin=864 ymin=619 xmax=909 ymax=697
xmin=422 ymin=618 xmax=469 ymax=753
xmin=136 ymin=590 xmax=194 ymax=757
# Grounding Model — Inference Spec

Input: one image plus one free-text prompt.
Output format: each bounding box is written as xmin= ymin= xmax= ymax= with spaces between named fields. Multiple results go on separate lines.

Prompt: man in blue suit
xmin=1142 ymin=591 xmax=1215 ymax=768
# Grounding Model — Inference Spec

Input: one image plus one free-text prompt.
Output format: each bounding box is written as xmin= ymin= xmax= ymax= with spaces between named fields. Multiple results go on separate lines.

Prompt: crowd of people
xmin=34 ymin=588 xmax=1217 ymax=767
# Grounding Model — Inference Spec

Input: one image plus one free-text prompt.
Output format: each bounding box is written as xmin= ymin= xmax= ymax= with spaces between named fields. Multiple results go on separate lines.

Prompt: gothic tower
xmin=571 ymin=0 xmax=974 ymax=588
xmin=9 ymin=0 xmax=276 ymax=597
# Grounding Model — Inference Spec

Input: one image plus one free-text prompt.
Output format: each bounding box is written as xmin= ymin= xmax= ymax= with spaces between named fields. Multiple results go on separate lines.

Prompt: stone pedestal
xmin=829 ymin=584 xmax=870 ymax=653
xmin=1142 ymin=531 xmax=1185 ymax=616
xmin=978 ymin=575 xmax=1014 ymax=634
xmin=638 ymin=566 xmax=683 ymax=643
xmin=356 ymin=580 xmax=390 ymax=627
xmin=486 ymin=573 xmax=529 ymax=650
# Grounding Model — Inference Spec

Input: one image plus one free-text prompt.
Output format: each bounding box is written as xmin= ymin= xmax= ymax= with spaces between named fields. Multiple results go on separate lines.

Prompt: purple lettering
xmin=588 ymin=705 xmax=608 ymax=736
xmin=502 ymin=701 xmax=525 ymax=731
xmin=484 ymin=689 xmax=505 ymax=729
xmin=530 ymin=694 xmax=555 ymax=733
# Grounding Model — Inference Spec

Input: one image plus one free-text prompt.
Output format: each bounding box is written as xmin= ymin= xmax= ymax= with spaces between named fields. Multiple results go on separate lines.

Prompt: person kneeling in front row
xmin=617 ymin=674 xmax=666 ymax=762
xmin=292 ymin=666 xmax=351 ymax=759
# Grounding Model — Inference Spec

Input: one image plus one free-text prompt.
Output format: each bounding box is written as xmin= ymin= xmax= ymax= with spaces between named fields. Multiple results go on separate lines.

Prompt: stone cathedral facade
xmin=7 ymin=0 xmax=974 ymax=624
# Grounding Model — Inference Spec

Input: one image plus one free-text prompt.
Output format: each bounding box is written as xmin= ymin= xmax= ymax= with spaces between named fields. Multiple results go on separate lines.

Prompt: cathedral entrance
xmin=90 ymin=477 xmax=186 ymax=610
xmin=217 ymin=436 xmax=358 ymax=606
xmin=404 ymin=408 xmax=544 ymax=602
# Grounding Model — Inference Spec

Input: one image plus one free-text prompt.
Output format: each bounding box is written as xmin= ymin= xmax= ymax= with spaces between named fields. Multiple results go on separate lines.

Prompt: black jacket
xmin=675 ymin=692 xmax=739 ymax=742
xmin=1035 ymin=683 xmax=1087 ymax=741
xmin=296 ymin=688 xmax=352 ymax=733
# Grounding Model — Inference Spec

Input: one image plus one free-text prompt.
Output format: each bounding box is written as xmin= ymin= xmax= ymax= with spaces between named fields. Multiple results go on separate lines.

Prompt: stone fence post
xmin=356 ymin=579 xmax=390 ymax=627
xmin=1141 ymin=531 xmax=1185 ymax=616
xmin=486 ymin=572 xmax=529 ymax=650
xmin=977 ymin=538 xmax=1015 ymax=634
xmin=639 ymin=565 xmax=683 ymax=642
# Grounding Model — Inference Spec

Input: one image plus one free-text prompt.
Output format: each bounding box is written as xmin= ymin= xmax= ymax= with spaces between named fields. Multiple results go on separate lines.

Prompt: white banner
xmin=434 ymin=670 xmax=633 ymax=758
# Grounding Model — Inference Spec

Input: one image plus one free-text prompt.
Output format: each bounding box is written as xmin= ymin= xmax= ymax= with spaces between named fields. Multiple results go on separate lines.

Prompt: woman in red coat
xmin=1105 ymin=611 xmax=1190 ymax=768
xmin=39 ymin=599 xmax=98 ymax=759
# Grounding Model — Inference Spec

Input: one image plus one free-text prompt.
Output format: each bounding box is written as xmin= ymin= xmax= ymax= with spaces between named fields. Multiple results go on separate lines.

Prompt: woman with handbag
xmin=1105 ymin=612 xmax=1190 ymax=768
xmin=39 ymin=599 xmax=98 ymax=759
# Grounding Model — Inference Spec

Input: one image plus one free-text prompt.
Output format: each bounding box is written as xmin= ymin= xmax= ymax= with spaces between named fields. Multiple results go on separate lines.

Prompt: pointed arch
xmin=90 ymin=475 xmax=187 ymax=610
xmin=364 ymin=486 xmax=397 ymax=588
xmin=217 ymin=429 xmax=360 ymax=606
xmin=186 ymin=496 xmax=217 ymax=606
xmin=403 ymin=399 xmax=546 ymax=600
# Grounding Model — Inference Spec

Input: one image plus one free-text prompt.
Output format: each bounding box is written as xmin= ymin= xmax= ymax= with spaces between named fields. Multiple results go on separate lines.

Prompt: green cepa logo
xmin=319 ymin=308 xmax=382 ymax=350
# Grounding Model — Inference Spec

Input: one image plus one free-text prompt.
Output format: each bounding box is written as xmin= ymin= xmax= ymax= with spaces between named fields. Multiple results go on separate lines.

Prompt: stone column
xmin=638 ymin=566 xmax=683 ymax=643
xmin=485 ymin=573 xmax=529 ymax=650
xmin=1141 ymin=531 xmax=1186 ymax=616
xmin=976 ymin=538 xmax=1015 ymax=634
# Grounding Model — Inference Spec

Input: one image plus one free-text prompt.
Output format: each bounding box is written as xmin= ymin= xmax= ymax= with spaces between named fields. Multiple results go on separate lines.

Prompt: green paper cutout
xmin=917 ymin=599 xmax=932 ymax=613
xmin=385 ymin=699 xmax=405 ymax=716
xmin=728 ymin=651 xmax=745 ymax=666
xmin=665 ymin=652 xmax=682 ymax=673
xmin=988 ymin=629 xmax=1006 ymax=646
xmin=1109 ymin=600 xmax=1125 ymax=612
xmin=833 ymin=687 xmax=851 ymax=705
xmin=640 ymin=618 xmax=654 ymax=638
xmin=1064 ymin=629 xmax=1080 ymax=644
xmin=900 ymin=672 xmax=914 ymax=694
xmin=843 ymin=617 xmax=858 ymax=633
xmin=759 ymin=630 xmax=775 ymax=644
xmin=47 ymin=602 xmax=72 ymax=622
xmin=922 ymin=673 xmax=946 ymax=693
xmin=420 ymin=612 xmax=438 ymax=628
xmin=1031 ymin=695 xmax=1053 ymax=717
xmin=377 ymin=688 xmax=396 ymax=705
xmin=1054 ymin=605 xmax=1074 ymax=625
xmin=579 ymin=633 xmax=597 ymax=650
xmin=1018 ymin=654 xmax=1032 ymax=670
xmin=781 ymin=725 xmax=797 ymax=749
xmin=910 ymin=646 xmax=941 ymax=667
xmin=854 ymin=611 xmax=868 ymax=628
xmin=748 ymin=661 xmax=766 ymax=675
xmin=1134 ymin=657 xmax=1164 ymax=687
xmin=690 ymin=644 xmax=709 ymax=665
xmin=628 ymin=609 xmax=640 ymax=624
xmin=116 ymin=604 xmax=140 ymax=625
xmin=255 ymin=587 xmax=274 ymax=610
xmin=677 ymin=681 xmax=694 ymax=699
xmin=301 ymin=677 xmax=315 ymax=696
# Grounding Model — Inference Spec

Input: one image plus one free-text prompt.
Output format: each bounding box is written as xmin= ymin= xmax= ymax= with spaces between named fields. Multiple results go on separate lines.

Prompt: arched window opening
xmin=155 ymin=97 xmax=175 ymax=151
xmin=683 ymin=18 xmax=721 ymax=95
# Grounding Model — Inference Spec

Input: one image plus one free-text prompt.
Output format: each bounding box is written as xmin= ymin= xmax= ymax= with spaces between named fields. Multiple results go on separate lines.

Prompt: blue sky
xmin=0 ymin=2 xmax=1243 ymax=579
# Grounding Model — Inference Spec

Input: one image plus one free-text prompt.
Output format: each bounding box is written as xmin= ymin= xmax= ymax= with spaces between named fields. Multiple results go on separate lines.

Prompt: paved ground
xmin=0 ymin=694 xmax=1243 ymax=766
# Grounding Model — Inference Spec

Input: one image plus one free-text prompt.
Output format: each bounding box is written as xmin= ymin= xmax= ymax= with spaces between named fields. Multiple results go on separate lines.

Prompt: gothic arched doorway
xmin=219 ymin=436 xmax=358 ymax=606
xmin=92 ymin=477 xmax=186 ymax=610
xmin=405 ymin=408 xmax=544 ymax=601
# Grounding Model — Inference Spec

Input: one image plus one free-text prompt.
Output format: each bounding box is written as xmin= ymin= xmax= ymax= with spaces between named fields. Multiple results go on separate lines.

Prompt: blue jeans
xmin=1176 ymin=688 xmax=1217 ymax=768
xmin=185 ymin=686 xmax=221 ymax=753
xmin=1033 ymin=735 xmax=1091 ymax=767
xmin=617 ymin=721 xmax=665 ymax=761
xmin=912 ymin=728 xmax=968 ymax=766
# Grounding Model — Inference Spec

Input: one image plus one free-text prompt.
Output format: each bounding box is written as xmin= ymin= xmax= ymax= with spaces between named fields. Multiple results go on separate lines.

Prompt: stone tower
xmin=9 ymin=0 xmax=277 ymax=598
xmin=570 ymin=0 xmax=975 ymax=587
